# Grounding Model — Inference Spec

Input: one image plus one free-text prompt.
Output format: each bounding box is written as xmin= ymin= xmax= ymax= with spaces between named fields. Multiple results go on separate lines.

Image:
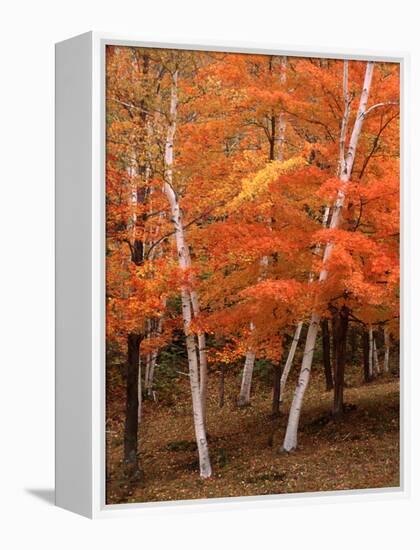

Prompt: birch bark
xmin=282 ymin=61 xmax=375 ymax=452
xmin=279 ymin=321 xmax=303 ymax=404
xmin=275 ymin=56 xmax=287 ymax=161
xmin=238 ymin=322 xmax=256 ymax=407
xmin=238 ymin=253 xmax=268 ymax=406
xmin=279 ymin=204 xmax=330 ymax=403
xmin=163 ymin=70 xmax=211 ymax=477
xmin=189 ymin=289 xmax=208 ymax=417
xmin=145 ymin=318 xmax=163 ymax=397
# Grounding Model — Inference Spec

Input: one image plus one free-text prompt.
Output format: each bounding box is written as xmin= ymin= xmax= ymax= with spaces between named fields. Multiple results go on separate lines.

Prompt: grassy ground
xmin=106 ymin=364 xmax=400 ymax=504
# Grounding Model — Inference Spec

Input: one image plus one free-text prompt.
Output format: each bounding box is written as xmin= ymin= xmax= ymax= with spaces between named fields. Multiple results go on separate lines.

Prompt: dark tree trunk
xmin=332 ymin=306 xmax=349 ymax=419
xmin=269 ymin=115 xmax=276 ymax=161
xmin=219 ymin=363 xmax=226 ymax=408
xmin=271 ymin=363 xmax=282 ymax=417
xmin=130 ymin=239 xmax=144 ymax=265
xmin=348 ymin=325 xmax=359 ymax=366
xmin=123 ymin=332 xmax=143 ymax=478
xmin=321 ymin=318 xmax=334 ymax=391
xmin=363 ymin=328 xmax=372 ymax=383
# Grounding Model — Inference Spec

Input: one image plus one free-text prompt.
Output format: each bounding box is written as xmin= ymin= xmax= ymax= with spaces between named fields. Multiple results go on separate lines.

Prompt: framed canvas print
xmin=55 ymin=32 xmax=407 ymax=518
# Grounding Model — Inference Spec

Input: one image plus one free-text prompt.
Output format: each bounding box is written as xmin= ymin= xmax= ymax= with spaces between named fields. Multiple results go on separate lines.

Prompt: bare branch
xmin=362 ymin=101 xmax=399 ymax=118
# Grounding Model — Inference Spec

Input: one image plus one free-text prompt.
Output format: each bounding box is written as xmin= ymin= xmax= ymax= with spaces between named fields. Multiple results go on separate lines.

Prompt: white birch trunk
xmin=181 ymin=290 xmax=212 ymax=478
xmin=238 ymin=333 xmax=256 ymax=407
xmin=157 ymin=78 xmax=208 ymax=416
xmin=282 ymin=61 xmax=375 ymax=452
xmin=189 ymin=289 xmax=208 ymax=417
xmin=279 ymin=321 xmax=303 ymax=404
xmin=128 ymin=162 xmax=138 ymax=246
xmin=163 ymin=70 xmax=211 ymax=478
xmin=146 ymin=349 xmax=158 ymax=397
xmin=369 ymin=326 xmax=374 ymax=379
xmin=279 ymin=206 xmax=330 ymax=403
xmin=238 ymin=251 xmax=270 ymax=406
xmin=383 ymin=327 xmax=390 ymax=373
xmin=145 ymin=316 xmax=163 ymax=396
xmin=282 ymin=313 xmax=320 ymax=451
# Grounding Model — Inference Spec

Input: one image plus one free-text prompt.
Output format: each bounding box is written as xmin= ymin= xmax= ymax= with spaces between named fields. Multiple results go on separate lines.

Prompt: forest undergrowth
xmin=106 ymin=364 xmax=399 ymax=504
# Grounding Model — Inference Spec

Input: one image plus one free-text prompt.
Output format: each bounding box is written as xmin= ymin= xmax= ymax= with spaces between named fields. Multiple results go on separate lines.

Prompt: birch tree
xmin=238 ymin=331 xmax=256 ymax=407
xmin=162 ymin=69 xmax=211 ymax=478
xmin=282 ymin=60 xmax=375 ymax=452
xmin=279 ymin=206 xmax=330 ymax=404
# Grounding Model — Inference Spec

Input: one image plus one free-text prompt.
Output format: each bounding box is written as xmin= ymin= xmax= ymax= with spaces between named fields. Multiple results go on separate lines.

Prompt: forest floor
xmin=106 ymin=365 xmax=400 ymax=504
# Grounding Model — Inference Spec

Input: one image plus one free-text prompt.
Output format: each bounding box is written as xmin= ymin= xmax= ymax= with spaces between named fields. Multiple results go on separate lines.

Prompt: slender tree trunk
xmin=238 ymin=57 xmax=288 ymax=405
xmin=182 ymin=289 xmax=212 ymax=478
xmin=279 ymin=321 xmax=303 ymax=404
xmin=144 ymin=320 xmax=153 ymax=391
xmin=282 ymin=61 xmax=375 ymax=452
xmin=238 ymin=334 xmax=256 ymax=407
xmin=279 ymin=206 xmax=330 ymax=403
xmin=219 ymin=364 xmax=226 ymax=408
xmin=124 ymin=332 xmax=143 ymax=477
xmin=282 ymin=314 xmax=320 ymax=451
xmin=272 ymin=363 xmax=282 ymax=416
xmin=369 ymin=326 xmax=374 ymax=379
xmin=331 ymin=314 xmax=339 ymax=413
xmin=373 ymin=335 xmax=380 ymax=374
xmin=363 ymin=329 xmax=372 ymax=383
xmin=276 ymin=56 xmax=287 ymax=161
xmin=238 ymin=255 xmax=268 ymax=407
xmin=137 ymin=354 xmax=142 ymax=421
xmin=144 ymin=353 xmax=151 ymax=395
xmin=145 ymin=316 xmax=163 ymax=397
xmin=238 ymin=54 xmax=282 ymax=406
xmin=321 ymin=318 xmax=334 ymax=390
xmin=332 ymin=307 xmax=349 ymax=419
xmin=384 ymin=327 xmax=390 ymax=373
xmin=122 ymin=54 xmax=150 ymax=481
xmin=146 ymin=349 xmax=158 ymax=398
xmin=190 ymin=290 xmax=208 ymax=418
xmin=163 ymin=70 xmax=211 ymax=478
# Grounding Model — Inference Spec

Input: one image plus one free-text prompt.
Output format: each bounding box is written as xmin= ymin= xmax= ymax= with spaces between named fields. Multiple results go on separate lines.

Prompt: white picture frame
xmin=55 ymin=31 xmax=409 ymax=519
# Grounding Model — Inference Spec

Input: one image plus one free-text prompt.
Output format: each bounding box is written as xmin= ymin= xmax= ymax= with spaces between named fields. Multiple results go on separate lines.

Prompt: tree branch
xmin=362 ymin=101 xmax=399 ymax=119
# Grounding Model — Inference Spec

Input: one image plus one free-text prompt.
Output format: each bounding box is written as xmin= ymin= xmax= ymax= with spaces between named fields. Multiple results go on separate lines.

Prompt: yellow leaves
xmin=228 ymin=157 xmax=307 ymax=210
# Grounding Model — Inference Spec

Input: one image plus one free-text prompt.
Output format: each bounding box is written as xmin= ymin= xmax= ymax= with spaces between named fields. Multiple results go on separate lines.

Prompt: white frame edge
xmin=55 ymin=31 xmax=410 ymax=519
xmin=55 ymin=31 xmax=93 ymax=518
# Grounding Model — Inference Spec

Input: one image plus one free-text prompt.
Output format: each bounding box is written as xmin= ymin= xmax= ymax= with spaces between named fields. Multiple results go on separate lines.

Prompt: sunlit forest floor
xmin=106 ymin=365 xmax=399 ymax=504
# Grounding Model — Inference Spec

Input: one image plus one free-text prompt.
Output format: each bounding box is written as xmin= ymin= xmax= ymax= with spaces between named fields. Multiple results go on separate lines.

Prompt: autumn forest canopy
xmin=105 ymin=46 xmax=400 ymax=504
